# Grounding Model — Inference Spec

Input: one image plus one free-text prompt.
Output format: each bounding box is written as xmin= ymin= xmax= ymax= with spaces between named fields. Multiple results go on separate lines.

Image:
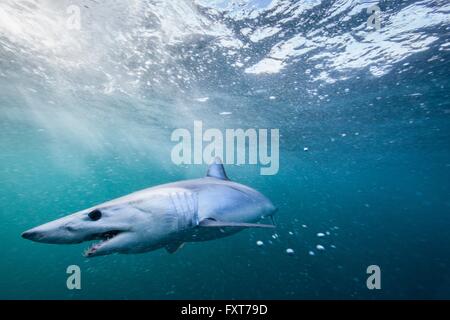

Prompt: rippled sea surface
xmin=0 ymin=0 xmax=449 ymax=299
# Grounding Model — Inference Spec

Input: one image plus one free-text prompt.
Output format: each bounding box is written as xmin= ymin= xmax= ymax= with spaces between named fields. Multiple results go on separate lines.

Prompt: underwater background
xmin=0 ymin=0 xmax=449 ymax=299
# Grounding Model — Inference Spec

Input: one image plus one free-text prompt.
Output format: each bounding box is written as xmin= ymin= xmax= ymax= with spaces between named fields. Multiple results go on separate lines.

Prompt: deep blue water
xmin=0 ymin=0 xmax=449 ymax=299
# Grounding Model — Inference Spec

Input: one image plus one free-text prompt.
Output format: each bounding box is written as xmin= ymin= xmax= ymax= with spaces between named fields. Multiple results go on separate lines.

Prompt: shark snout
xmin=21 ymin=225 xmax=69 ymax=244
xmin=21 ymin=229 xmax=45 ymax=241
xmin=21 ymin=219 xmax=85 ymax=244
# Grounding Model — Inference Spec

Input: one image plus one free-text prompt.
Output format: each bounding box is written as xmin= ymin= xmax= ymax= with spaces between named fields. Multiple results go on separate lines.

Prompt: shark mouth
xmin=84 ymin=230 xmax=122 ymax=257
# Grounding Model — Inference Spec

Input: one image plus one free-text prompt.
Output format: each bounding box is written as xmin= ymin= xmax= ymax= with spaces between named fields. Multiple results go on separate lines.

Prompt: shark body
xmin=22 ymin=159 xmax=276 ymax=257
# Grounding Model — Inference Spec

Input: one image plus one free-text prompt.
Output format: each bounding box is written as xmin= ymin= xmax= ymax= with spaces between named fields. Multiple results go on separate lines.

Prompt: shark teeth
xmin=83 ymin=231 xmax=120 ymax=257
xmin=84 ymin=241 xmax=104 ymax=257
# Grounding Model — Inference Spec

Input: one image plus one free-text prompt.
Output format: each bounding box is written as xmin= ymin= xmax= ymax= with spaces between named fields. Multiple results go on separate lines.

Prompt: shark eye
xmin=88 ymin=209 xmax=102 ymax=221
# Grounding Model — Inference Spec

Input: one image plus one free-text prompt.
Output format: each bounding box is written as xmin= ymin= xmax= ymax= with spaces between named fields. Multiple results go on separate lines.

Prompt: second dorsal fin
xmin=206 ymin=157 xmax=230 ymax=180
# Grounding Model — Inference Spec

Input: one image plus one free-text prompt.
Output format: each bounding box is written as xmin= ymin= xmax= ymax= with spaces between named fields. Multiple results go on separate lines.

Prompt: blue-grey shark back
xmin=108 ymin=177 xmax=275 ymax=223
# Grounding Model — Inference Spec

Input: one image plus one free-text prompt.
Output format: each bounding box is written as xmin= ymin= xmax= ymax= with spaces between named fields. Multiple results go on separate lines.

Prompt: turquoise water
xmin=1 ymin=0 xmax=450 ymax=299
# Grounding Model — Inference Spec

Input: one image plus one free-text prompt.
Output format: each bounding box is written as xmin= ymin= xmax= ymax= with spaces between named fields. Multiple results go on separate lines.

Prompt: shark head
xmin=21 ymin=193 xmax=186 ymax=257
xmin=22 ymin=206 xmax=141 ymax=257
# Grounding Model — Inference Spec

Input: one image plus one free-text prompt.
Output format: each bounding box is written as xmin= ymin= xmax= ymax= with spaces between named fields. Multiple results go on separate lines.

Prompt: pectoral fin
xmin=165 ymin=242 xmax=185 ymax=254
xmin=199 ymin=218 xmax=275 ymax=229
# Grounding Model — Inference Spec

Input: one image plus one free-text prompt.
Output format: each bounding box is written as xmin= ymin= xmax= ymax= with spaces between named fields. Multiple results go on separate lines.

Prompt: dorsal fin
xmin=206 ymin=157 xmax=230 ymax=180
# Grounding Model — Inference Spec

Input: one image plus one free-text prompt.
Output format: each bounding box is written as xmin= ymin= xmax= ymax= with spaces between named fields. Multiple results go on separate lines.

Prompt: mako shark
xmin=22 ymin=158 xmax=276 ymax=257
